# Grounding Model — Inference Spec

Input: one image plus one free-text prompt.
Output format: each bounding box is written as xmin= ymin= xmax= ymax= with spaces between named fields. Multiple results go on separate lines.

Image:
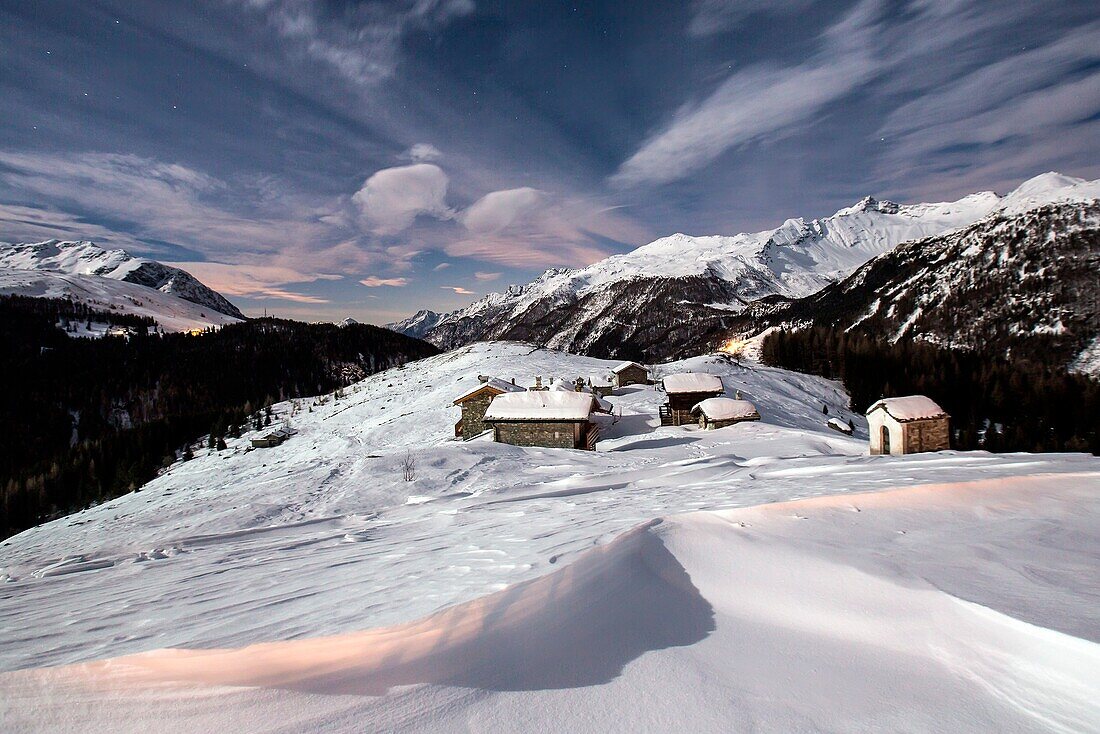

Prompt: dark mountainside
xmin=737 ymin=202 xmax=1100 ymax=372
xmin=0 ymin=296 xmax=439 ymax=538
xmin=760 ymin=326 xmax=1099 ymax=455
xmin=426 ymin=274 xmax=745 ymax=363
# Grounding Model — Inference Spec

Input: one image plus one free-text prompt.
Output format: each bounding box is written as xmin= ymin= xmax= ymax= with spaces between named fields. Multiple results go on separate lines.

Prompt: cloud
xmin=461 ymin=187 xmax=544 ymax=234
xmin=442 ymin=285 xmax=475 ymax=295
xmin=447 ymin=187 xmax=650 ymax=267
xmin=404 ymin=143 xmax=442 ymax=162
xmin=874 ymin=20 xmax=1100 ymax=189
xmin=612 ymin=0 xmax=882 ymax=188
xmin=432 ymin=262 xmax=451 ymax=271
xmin=167 ymin=262 xmax=338 ymax=304
xmin=359 ymin=275 xmax=409 ymax=287
xmin=232 ymin=0 xmax=475 ymax=87
xmin=473 ymin=271 xmax=501 ymax=281
xmin=687 ymin=0 xmax=815 ymax=36
xmin=352 ymin=163 xmax=453 ymax=235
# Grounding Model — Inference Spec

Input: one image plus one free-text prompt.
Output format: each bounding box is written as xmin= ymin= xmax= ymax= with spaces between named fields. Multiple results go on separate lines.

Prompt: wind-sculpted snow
xmin=2 ymin=471 xmax=1098 ymax=732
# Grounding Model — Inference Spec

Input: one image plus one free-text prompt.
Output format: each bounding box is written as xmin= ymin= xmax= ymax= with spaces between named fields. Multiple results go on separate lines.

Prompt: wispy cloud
xmin=612 ymin=0 xmax=881 ymax=188
xmin=442 ymin=285 xmax=475 ymax=295
xmin=229 ymin=0 xmax=474 ymax=87
xmin=432 ymin=262 xmax=451 ymax=271
xmin=875 ymin=19 xmax=1100 ymax=192
xmin=168 ymin=262 xmax=337 ymax=304
xmin=686 ymin=0 xmax=815 ymax=36
xmin=359 ymin=275 xmax=409 ymax=287
xmin=473 ymin=271 xmax=501 ymax=281
xmin=449 ymin=187 xmax=648 ymax=267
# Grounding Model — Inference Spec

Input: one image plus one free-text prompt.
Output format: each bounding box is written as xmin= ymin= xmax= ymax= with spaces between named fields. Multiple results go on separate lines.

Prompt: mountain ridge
xmin=386 ymin=172 xmax=1100 ymax=365
xmin=0 ymin=239 xmax=245 ymax=320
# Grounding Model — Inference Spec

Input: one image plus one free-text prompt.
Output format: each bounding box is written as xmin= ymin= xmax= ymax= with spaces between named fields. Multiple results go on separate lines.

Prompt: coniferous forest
xmin=0 ymin=296 xmax=439 ymax=538
xmin=761 ymin=326 xmax=1100 ymax=455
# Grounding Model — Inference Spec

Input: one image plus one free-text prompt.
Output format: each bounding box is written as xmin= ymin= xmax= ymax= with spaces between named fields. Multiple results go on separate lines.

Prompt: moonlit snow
xmin=1 ymin=342 xmax=1097 ymax=732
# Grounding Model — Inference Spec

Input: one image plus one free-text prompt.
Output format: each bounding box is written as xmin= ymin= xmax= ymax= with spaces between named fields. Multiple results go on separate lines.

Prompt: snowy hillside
xmin=0 ymin=269 xmax=242 ymax=333
xmin=1 ymin=341 xmax=1097 ymax=732
xmin=0 ymin=239 xmax=244 ymax=320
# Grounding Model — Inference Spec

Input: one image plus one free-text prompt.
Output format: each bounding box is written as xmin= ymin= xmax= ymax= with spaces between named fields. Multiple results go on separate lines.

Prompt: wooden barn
xmin=661 ymin=373 xmax=724 ymax=426
xmin=867 ymin=395 xmax=950 ymax=455
xmin=453 ymin=377 xmax=524 ymax=440
xmin=483 ymin=390 xmax=601 ymax=450
xmin=611 ymin=361 xmax=649 ymax=388
xmin=691 ymin=397 xmax=760 ymax=429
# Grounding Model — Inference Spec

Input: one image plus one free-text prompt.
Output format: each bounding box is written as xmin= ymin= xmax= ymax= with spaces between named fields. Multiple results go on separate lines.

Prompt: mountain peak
xmin=835 ymin=196 xmax=901 ymax=217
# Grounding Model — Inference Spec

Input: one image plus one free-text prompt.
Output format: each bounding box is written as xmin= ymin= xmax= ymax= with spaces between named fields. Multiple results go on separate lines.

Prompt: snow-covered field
xmin=1 ymin=342 xmax=1097 ymax=732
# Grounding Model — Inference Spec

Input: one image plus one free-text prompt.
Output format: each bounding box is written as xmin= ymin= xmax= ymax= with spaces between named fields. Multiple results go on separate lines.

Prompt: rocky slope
xmin=0 ymin=240 xmax=245 ymax=319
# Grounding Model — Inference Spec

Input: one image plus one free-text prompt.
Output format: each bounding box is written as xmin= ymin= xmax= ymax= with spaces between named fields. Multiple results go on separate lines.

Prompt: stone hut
xmin=484 ymin=390 xmax=601 ymax=450
xmin=453 ymin=377 xmax=524 ymax=440
xmin=611 ymin=361 xmax=649 ymax=389
xmin=589 ymin=375 xmax=615 ymax=397
xmin=691 ymin=397 xmax=760 ymax=429
xmin=866 ymin=395 xmax=950 ymax=455
xmin=661 ymin=373 xmax=724 ymax=426
xmin=250 ymin=427 xmax=296 ymax=449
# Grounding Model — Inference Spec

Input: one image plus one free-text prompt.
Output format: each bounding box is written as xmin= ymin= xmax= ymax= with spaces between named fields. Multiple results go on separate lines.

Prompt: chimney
xmin=511 ymin=377 xmax=516 ymax=385
xmin=533 ymin=376 xmax=544 ymax=390
xmin=478 ymin=374 xmax=490 ymax=383
xmin=735 ymin=390 xmax=743 ymax=400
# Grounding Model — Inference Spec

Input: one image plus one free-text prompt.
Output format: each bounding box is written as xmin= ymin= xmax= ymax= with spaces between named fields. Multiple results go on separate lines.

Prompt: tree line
xmin=761 ymin=326 xmax=1099 ymax=454
xmin=0 ymin=296 xmax=439 ymax=538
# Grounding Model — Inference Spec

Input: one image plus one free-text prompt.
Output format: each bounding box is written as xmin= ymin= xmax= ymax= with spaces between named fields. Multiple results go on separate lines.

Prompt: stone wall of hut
xmin=460 ymin=393 xmax=497 ymax=440
xmin=904 ymin=417 xmax=950 ymax=453
xmin=493 ymin=421 xmax=583 ymax=449
xmin=615 ymin=365 xmax=649 ymax=388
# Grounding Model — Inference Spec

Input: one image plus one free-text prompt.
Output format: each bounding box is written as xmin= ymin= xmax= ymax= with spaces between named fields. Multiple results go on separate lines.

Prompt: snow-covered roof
xmin=612 ymin=361 xmax=646 ymax=374
xmin=484 ymin=390 xmax=597 ymax=421
xmin=867 ymin=395 xmax=947 ymax=421
xmin=590 ymin=374 xmax=614 ymax=386
xmin=453 ymin=378 xmax=525 ymax=404
xmin=690 ymin=398 xmax=759 ymax=420
xmin=827 ymin=417 xmax=853 ymax=434
xmin=663 ymin=372 xmax=724 ymax=394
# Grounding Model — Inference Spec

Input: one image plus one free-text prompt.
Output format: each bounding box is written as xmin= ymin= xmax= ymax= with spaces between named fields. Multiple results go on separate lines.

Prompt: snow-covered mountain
xmin=386 ymin=308 xmax=442 ymax=339
xmin=739 ymin=173 xmax=1100 ymax=375
xmin=388 ymin=173 xmax=1098 ymax=364
xmin=2 ymin=341 xmax=1097 ymax=731
xmin=388 ymin=187 xmax=1007 ymax=358
xmin=0 ymin=269 xmax=243 ymax=333
xmin=0 ymin=239 xmax=245 ymax=320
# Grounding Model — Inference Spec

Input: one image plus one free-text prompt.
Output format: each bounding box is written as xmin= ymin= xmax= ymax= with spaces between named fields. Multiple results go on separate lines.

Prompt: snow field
xmin=1 ymin=341 xmax=1098 ymax=732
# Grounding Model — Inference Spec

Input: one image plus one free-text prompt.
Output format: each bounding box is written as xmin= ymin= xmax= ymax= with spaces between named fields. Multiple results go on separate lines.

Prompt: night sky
xmin=1 ymin=0 xmax=1098 ymax=323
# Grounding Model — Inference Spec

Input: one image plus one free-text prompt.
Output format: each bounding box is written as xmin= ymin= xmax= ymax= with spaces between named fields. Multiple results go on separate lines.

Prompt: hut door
xmin=881 ymin=426 xmax=891 ymax=455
